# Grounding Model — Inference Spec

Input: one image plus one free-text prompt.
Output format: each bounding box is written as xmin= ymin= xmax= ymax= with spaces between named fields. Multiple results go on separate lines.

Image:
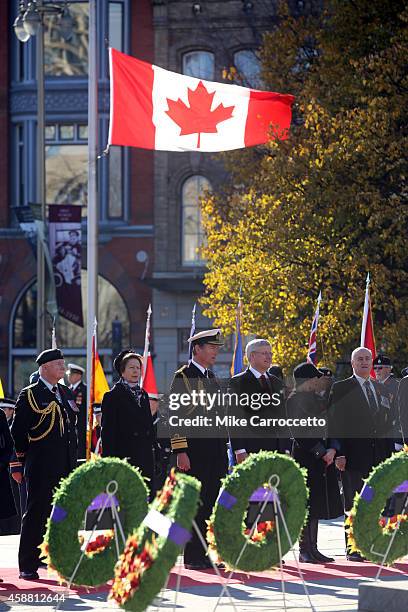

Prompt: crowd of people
xmin=0 ymin=333 xmax=406 ymax=580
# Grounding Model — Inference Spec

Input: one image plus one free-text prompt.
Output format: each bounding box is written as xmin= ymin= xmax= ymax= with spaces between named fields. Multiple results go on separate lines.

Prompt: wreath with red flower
xmin=347 ymin=448 xmax=408 ymax=565
xmin=41 ymin=457 xmax=149 ymax=586
xmin=109 ymin=469 xmax=201 ymax=611
xmin=207 ymin=451 xmax=308 ymax=572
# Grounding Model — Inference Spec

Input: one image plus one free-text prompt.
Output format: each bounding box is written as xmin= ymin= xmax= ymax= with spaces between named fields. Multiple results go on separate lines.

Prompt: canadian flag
xmin=108 ymin=49 xmax=295 ymax=152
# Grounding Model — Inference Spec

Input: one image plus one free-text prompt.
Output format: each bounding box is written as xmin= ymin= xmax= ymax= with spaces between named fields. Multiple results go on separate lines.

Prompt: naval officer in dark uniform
xmin=170 ymin=329 xmax=228 ymax=569
xmin=67 ymin=362 xmax=87 ymax=460
xmin=11 ymin=349 xmax=78 ymax=580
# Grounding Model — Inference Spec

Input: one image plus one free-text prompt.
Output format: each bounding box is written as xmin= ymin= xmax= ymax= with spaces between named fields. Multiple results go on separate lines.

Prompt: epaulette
xmin=174 ymin=365 xmax=189 ymax=376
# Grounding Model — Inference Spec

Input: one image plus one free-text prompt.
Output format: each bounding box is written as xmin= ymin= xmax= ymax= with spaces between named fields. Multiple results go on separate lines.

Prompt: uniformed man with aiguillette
xmin=11 ymin=348 xmax=78 ymax=580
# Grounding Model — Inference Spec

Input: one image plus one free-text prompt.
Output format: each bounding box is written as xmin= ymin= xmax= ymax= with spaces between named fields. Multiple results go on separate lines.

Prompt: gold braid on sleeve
xmin=27 ymin=388 xmax=65 ymax=442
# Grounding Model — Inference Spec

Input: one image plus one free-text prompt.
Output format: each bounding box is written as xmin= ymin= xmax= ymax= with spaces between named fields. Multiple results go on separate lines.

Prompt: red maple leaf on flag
xmin=166 ymin=81 xmax=235 ymax=148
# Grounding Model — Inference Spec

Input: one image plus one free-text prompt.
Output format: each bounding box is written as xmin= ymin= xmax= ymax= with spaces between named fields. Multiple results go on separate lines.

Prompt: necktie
xmin=52 ymin=386 xmax=57 ymax=394
xmin=259 ymin=375 xmax=268 ymax=391
xmin=363 ymin=380 xmax=378 ymax=414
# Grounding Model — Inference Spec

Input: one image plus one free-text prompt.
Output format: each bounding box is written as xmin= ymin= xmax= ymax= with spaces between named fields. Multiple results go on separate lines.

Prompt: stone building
xmin=0 ymin=1 xmax=310 ymax=395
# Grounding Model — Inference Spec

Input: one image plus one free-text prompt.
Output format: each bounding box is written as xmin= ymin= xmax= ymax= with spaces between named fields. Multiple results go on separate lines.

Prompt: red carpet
xmin=1 ymin=560 xmax=407 ymax=597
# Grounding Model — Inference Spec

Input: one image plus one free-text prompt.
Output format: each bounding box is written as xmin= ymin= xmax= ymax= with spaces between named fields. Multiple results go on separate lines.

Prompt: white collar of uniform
xmin=191 ymin=359 xmax=207 ymax=376
xmin=249 ymin=366 xmax=267 ymax=379
xmin=354 ymin=373 xmax=374 ymax=389
xmin=71 ymin=380 xmax=81 ymax=391
xmin=40 ymin=376 xmax=56 ymax=393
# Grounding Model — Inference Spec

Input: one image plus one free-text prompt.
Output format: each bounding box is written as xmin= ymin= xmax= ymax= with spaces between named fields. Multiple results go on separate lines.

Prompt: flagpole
xmin=188 ymin=302 xmax=196 ymax=363
xmin=141 ymin=304 xmax=152 ymax=384
xmin=86 ymin=0 xmax=98 ymax=413
xmin=360 ymin=272 xmax=370 ymax=346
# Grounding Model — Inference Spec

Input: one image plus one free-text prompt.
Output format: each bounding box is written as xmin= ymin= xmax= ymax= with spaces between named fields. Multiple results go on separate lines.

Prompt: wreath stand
xmin=55 ymin=479 xmax=126 ymax=611
xmin=372 ymin=491 xmax=408 ymax=582
xmin=154 ymin=474 xmax=317 ymax=612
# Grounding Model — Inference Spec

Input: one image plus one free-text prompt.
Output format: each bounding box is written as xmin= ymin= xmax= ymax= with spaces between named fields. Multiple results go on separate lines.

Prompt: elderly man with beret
xmin=11 ymin=348 xmax=78 ymax=580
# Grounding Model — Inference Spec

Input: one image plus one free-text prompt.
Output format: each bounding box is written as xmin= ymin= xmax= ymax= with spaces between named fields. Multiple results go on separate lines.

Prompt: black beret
xmin=268 ymin=365 xmax=284 ymax=380
xmin=0 ymin=397 xmax=15 ymax=409
xmin=36 ymin=348 xmax=64 ymax=366
xmin=373 ymin=355 xmax=391 ymax=367
xmin=293 ymin=362 xmax=323 ymax=381
xmin=113 ymin=349 xmax=141 ymax=375
xmin=319 ymin=367 xmax=333 ymax=377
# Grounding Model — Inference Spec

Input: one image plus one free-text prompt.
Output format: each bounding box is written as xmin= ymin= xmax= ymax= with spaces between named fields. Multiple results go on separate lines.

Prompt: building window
xmin=109 ymin=1 xmax=124 ymax=51
xmin=11 ymin=273 xmax=130 ymax=396
xmin=183 ymin=51 xmax=214 ymax=80
xmin=44 ymin=2 xmax=89 ymax=76
xmin=45 ymin=144 xmax=88 ymax=214
xmin=108 ymin=147 xmax=123 ymax=218
xmin=233 ymin=49 xmax=262 ymax=88
xmin=182 ymin=175 xmax=210 ymax=266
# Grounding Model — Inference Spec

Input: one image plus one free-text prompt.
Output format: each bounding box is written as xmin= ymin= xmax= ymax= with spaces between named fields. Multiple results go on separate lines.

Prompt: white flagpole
xmin=141 ymin=304 xmax=152 ymax=384
xmin=86 ymin=0 xmax=99 ymax=410
xmin=360 ymin=273 xmax=370 ymax=346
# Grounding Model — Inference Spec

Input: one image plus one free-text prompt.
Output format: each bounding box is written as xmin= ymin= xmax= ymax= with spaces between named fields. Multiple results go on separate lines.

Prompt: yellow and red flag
xmin=86 ymin=321 xmax=109 ymax=459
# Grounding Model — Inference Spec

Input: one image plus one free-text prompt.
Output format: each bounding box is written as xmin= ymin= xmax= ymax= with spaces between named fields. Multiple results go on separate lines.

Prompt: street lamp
xmin=13 ymin=0 xmax=73 ymax=352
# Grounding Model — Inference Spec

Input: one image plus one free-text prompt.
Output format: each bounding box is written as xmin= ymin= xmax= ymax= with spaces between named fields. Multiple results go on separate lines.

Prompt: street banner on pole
xmin=48 ymin=205 xmax=83 ymax=327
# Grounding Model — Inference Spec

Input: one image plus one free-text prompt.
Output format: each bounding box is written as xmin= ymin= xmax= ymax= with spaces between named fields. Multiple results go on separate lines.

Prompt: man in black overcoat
xmin=329 ymin=346 xmax=394 ymax=560
xmin=169 ymin=329 xmax=228 ymax=570
xmin=67 ymin=363 xmax=87 ymax=460
xmin=11 ymin=349 xmax=78 ymax=579
xmin=228 ymin=338 xmax=287 ymax=462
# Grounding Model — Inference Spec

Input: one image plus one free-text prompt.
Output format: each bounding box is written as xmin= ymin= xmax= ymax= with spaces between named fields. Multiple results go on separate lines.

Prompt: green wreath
xmin=109 ymin=468 xmax=201 ymax=611
xmin=41 ymin=457 xmax=148 ymax=586
xmin=347 ymin=449 xmax=408 ymax=565
xmin=208 ymin=451 xmax=308 ymax=572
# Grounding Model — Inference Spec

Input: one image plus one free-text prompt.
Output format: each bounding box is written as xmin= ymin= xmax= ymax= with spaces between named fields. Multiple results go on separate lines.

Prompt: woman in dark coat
xmin=287 ymin=362 xmax=343 ymax=563
xmin=101 ymin=351 xmax=156 ymax=497
xmin=0 ymin=408 xmax=17 ymax=530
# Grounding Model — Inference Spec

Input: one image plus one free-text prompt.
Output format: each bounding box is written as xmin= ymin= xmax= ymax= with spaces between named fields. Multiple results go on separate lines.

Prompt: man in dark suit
xmin=170 ymin=329 xmax=228 ymax=569
xmin=229 ymin=339 xmax=286 ymax=463
xmin=329 ymin=346 xmax=394 ymax=561
xmin=67 ymin=363 xmax=87 ymax=460
xmin=11 ymin=349 xmax=78 ymax=580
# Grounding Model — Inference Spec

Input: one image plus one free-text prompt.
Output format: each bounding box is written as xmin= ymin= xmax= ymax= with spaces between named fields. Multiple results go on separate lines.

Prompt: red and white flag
xmin=360 ymin=273 xmax=376 ymax=376
xmin=108 ymin=48 xmax=295 ymax=152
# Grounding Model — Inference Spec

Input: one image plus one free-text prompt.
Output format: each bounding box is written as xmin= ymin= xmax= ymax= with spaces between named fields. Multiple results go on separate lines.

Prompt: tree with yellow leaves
xmin=201 ymin=0 xmax=408 ymax=370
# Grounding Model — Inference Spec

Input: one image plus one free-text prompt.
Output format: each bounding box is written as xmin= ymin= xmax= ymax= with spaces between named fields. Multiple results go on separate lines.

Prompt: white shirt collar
xmin=249 ymin=366 xmax=267 ymax=379
xmin=191 ymin=359 xmax=207 ymax=376
xmin=71 ymin=380 xmax=81 ymax=391
xmin=40 ymin=376 xmax=55 ymax=392
xmin=354 ymin=373 xmax=374 ymax=389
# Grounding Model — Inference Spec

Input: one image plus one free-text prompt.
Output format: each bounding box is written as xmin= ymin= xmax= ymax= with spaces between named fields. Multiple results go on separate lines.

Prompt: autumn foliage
xmin=201 ymin=0 xmax=408 ymax=370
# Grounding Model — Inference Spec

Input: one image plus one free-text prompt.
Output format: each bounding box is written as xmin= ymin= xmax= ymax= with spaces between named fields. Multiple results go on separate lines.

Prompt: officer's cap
xmin=401 ymin=367 xmax=408 ymax=378
xmin=293 ymin=362 xmax=323 ymax=381
xmin=67 ymin=362 xmax=85 ymax=374
xmin=319 ymin=366 xmax=333 ymax=377
xmin=188 ymin=329 xmax=224 ymax=347
xmin=373 ymin=355 xmax=392 ymax=368
xmin=36 ymin=348 xmax=64 ymax=366
xmin=0 ymin=397 xmax=15 ymax=410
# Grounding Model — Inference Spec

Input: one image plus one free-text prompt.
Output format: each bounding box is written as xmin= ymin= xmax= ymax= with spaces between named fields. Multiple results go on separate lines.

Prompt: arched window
xmin=182 ymin=51 xmax=214 ymax=80
xmin=10 ymin=272 xmax=130 ymax=396
xmin=181 ymin=175 xmax=211 ymax=266
xmin=233 ymin=49 xmax=262 ymax=88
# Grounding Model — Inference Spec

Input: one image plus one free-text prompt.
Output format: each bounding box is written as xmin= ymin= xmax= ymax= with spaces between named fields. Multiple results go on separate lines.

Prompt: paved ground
xmin=0 ymin=520 xmax=407 ymax=611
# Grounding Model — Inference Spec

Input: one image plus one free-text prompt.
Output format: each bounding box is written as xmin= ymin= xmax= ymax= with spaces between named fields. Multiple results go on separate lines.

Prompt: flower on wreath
xmin=345 ymin=512 xmax=360 ymax=554
xmin=379 ymin=514 xmax=408 ymax=533
xmin=244 ymin=521 xmax=275 ymax=543
xmin=155 ymin=468 xmax=177 ymax=510
xmin=85 ymin=530 xmax=114 ymax=557
xmin=109 ymin=537 xmax=158 ymax=606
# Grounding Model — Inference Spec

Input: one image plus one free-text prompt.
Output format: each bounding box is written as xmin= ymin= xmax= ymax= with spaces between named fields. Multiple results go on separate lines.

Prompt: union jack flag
xmin=307 ymin=291 xmax=322 ymax=364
